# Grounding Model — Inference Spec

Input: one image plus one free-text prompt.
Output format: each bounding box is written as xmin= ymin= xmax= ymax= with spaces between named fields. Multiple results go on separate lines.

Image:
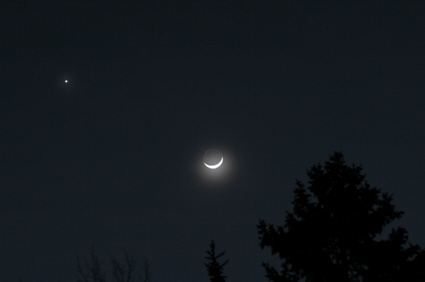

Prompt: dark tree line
xmin=13 ymin=152 xmax=425 ymax=282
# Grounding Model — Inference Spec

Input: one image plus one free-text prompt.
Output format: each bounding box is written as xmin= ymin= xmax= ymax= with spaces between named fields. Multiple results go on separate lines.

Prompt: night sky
xmin=1 ymin=1 xmax=424 ymax=281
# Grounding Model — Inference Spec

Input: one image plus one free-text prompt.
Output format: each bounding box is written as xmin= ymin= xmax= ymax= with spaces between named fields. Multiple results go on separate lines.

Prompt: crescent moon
xmin=204 ymin=157 xmax=223 ymax=169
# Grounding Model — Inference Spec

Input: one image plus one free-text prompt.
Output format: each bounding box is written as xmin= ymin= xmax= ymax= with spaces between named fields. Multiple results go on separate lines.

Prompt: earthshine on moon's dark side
xmin=203 ymin=149 xmax=223 ymax=168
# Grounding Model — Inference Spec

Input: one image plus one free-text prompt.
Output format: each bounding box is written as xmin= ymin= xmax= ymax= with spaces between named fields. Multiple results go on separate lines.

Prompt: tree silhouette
xmin=258 ymin=152 xmax=425 ymax=282
xmin=77 ymin=247 xmax=151 ymax=282
xmin=204 ymin=240 xmax=228 ymax=282
xmin=77 ymin=247 xmax=106 ymax=282
xmin=140 ymin=258 xmax=152 ymax=282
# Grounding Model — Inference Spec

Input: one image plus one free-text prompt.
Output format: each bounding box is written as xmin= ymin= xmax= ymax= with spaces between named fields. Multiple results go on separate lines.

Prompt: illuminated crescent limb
xmin=204 ymin=157 xmax=223 ymax=169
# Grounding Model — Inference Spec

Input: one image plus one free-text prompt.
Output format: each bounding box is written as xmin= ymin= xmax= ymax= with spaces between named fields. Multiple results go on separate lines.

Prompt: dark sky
xmin=1 ymin=0 xmax=424 ymax=281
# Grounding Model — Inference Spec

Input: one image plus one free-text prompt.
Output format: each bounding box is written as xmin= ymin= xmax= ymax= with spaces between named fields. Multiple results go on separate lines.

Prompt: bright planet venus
xmin=203 ymin=149 xmax=223 ymax=169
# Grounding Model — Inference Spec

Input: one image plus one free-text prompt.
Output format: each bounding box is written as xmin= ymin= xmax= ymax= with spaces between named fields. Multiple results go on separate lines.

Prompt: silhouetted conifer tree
xmin=258 ymin=152 xmax=425 ymax=282
xmin=204 ymin=240 xmax=228 ymax=282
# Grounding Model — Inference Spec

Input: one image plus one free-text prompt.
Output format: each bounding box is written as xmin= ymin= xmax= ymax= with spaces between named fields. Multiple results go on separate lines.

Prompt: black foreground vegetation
xmin=204 ymin=240 xmax=229 ymax=282
xmin=76 ymin=152 xmax=425 ymax=282
xmin=77 ymin=247 xmax=151 ymax=282
xmin=16 ymin=152 xmax=425 ymax=282
xmin=257 ymin=152 xmax=425 ymax=282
